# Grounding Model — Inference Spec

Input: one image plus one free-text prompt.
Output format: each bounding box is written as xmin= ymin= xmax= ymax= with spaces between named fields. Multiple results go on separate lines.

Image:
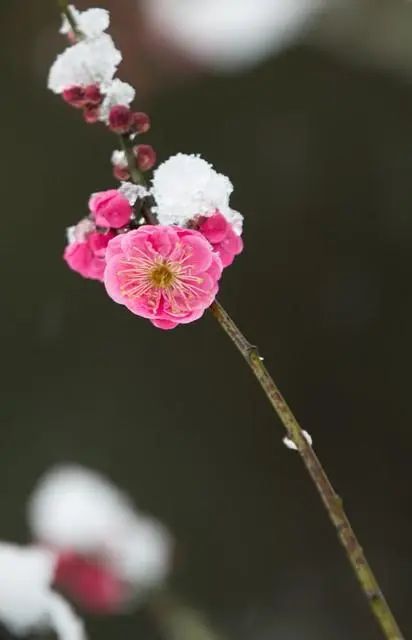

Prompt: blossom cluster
xmin=52 ymin=5 xmax=244 ymax=329
xmin=0 ymin=466 xmax=172 ymax=640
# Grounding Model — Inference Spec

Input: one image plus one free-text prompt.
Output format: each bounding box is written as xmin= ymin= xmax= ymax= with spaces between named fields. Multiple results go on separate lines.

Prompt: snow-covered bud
xmin=111 ymin=150 xmax=129 ymax=181
xmin=132 ymin=112 xmax=151 ymax=134
xmin=83 ymin=105 xmax=100 ymax=124
xmin=28 ymin=465 xmax=173 ymax=612
xmin=108 ymin=105 xmax=133 ymax=134
xmin=83 ymin=84 xmax=102 ymax=106
xmin=134 ymin=144 xmax=156 ymax=171
xmin=62 ymin=86 xmax=86 ymax=108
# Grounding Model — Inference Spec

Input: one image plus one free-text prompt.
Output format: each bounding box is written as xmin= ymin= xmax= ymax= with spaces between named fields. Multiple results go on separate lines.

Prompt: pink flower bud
xmin=62 ymin=85 xmax=86 ymax=108
xmin=84 ymin=84 xmax=102 ymax=106
xmin=132 ymin=112 xmax=151 ymax=134
xmin=199 ymin=211 xmax=243 ymax=267
xmin=134 ymin=144 xmax=156 ymax=172
xmin=83 ymin=105 xmax=100 ymax=124
xmin=89 ymin=189 xmax=132 ymax=229
xmin=64 ymin=221 xmax=115 ymax=281
xmin=113 ymin=165 xmax=130 ymax=181
xmin=108 ymin=105 xmax=133 ymax=134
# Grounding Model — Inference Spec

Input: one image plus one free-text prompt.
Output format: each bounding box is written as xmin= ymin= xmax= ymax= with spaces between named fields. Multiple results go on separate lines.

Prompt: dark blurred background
xmin=1 ymin=0 xmax=411 ymax=638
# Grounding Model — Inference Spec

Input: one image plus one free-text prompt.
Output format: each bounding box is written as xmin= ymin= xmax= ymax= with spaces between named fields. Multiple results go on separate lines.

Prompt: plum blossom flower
xmin=99 ymin=79 xmax=136 ymax=123
xmin=28 ymin=466 xmax=172 ymax=613
xmin=199 ymin=211 xmax=243 ymax=267
xmin=0 ymin=543 xmax=85 ymax=640
xmin=64 ymin=218 xmax=115 ymax=281
xmin=150 ymin=154 xmax=244 ymax=239
xmin=89 ymin=189 xmax=132 ymax=229
xmin=48 ymin=34 xmax=121 ymax=94
xmin=104 ymin=226 xmax=223 ymax=329
xmin=60 ymin=6 xmax=110 ymax=40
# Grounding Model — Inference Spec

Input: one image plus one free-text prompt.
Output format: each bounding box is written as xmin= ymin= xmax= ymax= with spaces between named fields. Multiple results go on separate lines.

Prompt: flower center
xmin=150 ymin=264 xmax=175 ymax=288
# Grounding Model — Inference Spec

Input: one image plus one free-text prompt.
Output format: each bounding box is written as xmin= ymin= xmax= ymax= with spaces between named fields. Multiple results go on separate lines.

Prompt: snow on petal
xmin=225 ymin=208 xmax=244 ymax=236
xmin=119 ymin=182 xmax=149 ymax=205
xmin=99 ymin=79 xmax=136 ymax=123
xmin=151 ymin=153 xmax=233 ymax=227
xmin=48 ymin=34 xmax=121 ymax=94
xmin=111 ymin=150 xmax=128 ymax=169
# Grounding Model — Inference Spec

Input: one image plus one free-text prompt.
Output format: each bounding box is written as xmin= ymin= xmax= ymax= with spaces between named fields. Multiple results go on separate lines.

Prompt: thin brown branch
xmin=210 ymin=299 xmax=403 ymax=640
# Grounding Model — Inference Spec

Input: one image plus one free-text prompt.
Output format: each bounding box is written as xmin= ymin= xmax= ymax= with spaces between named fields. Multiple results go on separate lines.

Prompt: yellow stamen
xmin=150 ymin=264 xmax=175 ymax=288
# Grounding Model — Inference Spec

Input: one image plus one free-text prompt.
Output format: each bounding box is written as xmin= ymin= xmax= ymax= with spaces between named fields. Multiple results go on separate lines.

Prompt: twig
xmin=209 ymin=299 xmax=403 ymax=640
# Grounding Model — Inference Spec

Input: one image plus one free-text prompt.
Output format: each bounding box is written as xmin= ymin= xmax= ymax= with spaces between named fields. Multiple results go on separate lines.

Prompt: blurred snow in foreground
xmin=141 ymin=0 xmax=324 ymax=71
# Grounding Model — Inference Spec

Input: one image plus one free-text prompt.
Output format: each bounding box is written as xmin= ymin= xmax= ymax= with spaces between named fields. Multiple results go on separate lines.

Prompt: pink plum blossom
xmin=64 ymin=219 xmax=114 ymax=281
xmin=89 ymin=190 xmax=132 ymax=229
xmin=104 ymin=225 xmax=223 ymax=329
xmin=199 ymin=211 xmax=243 ymax=267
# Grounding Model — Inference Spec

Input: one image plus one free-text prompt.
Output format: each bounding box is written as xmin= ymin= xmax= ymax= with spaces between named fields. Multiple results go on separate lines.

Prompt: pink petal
xmin=199 ymin=212 xmax=229 ymax=243
xmin=151 ymin=318 xmax=178 ymax=330
xmin=103 ymin=255 xmax=126 ymax=304
xmin=178 ymin=234 xmax=213 ymax=273
xmin=206 ymin=254 xmax=223 ymax=281
xmin=105 ymin=234 xmax=124 ymax=262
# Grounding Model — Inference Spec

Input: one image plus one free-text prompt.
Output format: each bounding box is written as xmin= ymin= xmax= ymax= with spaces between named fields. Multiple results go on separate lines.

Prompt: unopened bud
xmin=62 ymin=85 xmax=86 ymax=108
xmin=132 ymin=112 xmax=151 ymax=134
xmin=67 ymin=31 xmax=77 ymax=44
xmin=83 ymin=105 xmax=100 ymax=124
xmin=113 ymin=165 xmax=130 ymax=181
xmin=134 ymin=144 xmax=156 ymax=171
xmin=84 ymin=84 xmax=102 ymax=106
xmin=108 ymin=105 xmax=133 ymax=134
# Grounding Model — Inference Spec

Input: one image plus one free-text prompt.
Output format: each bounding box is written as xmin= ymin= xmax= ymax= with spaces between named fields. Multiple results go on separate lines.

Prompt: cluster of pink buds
xmin=51 ymin=5 xmax=244 ymax=329
xmin=62 ymin=83 xmax=102 ymax=122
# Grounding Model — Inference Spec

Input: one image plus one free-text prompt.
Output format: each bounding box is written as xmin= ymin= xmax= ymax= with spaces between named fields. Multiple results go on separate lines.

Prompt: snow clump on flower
xmin=99 ymin=79 xmax=136 ymax=123
xmin=150 ymin=153 xmax=238 ymax=228
xmin=48 ymin=34 xmax=121 ymax=94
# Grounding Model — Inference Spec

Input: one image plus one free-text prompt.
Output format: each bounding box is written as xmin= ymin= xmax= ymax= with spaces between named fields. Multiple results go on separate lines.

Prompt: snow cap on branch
xmin=60 ymin=6 xmax=110 ymax=40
